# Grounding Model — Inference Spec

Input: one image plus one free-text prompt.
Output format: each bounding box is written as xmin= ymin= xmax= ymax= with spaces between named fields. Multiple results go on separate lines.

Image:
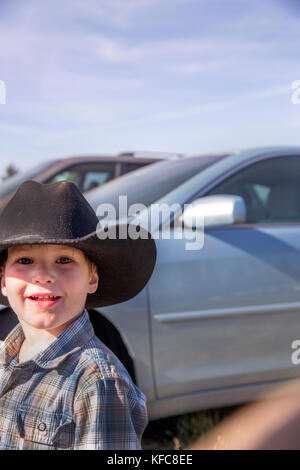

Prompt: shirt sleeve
xmin=73 ymin=374 xmax=148 ymax=450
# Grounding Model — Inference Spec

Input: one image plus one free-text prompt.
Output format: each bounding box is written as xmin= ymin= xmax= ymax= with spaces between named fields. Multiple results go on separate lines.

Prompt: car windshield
xmin=0 ymin=160 xmax=57 ymax=198
xmin=86 ymin=154 xmax=228 ymax=215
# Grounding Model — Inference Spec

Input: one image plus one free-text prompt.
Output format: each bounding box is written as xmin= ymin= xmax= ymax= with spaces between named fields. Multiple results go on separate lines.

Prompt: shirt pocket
xmin=17 ymin=408 xmax=75 ymax=450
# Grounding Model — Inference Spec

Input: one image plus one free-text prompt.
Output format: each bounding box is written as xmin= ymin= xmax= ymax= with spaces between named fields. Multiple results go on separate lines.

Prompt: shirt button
xmin=38 ymin=422 xmax=47 ymax=432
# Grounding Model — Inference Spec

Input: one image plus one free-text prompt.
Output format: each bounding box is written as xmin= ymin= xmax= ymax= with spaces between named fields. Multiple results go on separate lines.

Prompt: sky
xmin=0 ymin=0 xmax=300 ymax=172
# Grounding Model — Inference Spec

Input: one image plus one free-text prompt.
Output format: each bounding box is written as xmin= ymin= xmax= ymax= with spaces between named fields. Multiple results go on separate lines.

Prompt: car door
xmin=148 ymin=155 xmax=300 ymax=399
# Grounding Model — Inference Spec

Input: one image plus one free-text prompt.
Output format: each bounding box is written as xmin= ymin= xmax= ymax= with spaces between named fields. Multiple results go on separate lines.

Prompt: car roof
xmin=224 ymin=145 xmax=300 ymax=161
xmin=50 ymin=154 xmax=164 ymax=164
xmin=187 ymin=145 xmax=300 ymax=168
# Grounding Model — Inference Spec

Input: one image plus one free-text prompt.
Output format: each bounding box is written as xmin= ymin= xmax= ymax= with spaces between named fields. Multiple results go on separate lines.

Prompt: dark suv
xmin=0 ymin=153 xmax=165 ymax=209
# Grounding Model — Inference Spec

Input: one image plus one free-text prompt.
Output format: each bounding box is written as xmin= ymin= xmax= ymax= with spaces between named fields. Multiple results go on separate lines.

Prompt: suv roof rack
xmin=118 ymin=150 xmax=184 ymax=160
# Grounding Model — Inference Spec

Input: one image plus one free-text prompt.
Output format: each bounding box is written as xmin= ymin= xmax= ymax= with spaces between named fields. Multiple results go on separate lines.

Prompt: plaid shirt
xmin=0 ymin=309 xmax=148 ymax=450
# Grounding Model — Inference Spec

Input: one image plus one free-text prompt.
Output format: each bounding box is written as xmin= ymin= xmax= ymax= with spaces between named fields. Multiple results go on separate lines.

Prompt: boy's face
xmin=0 ymin=244 xmax=99 ymax=336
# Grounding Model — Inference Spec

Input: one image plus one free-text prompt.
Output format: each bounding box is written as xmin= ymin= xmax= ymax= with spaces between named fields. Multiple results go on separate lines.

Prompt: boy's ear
xmin=0 ymin=271 xmax=7 ymax=297
xmin=87 ymin=270 xmax=99 ymax=295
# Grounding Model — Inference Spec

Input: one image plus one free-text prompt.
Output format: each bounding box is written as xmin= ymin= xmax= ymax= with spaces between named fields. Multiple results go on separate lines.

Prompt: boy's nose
xmin=32 ymin=267 xmax=55 ymax=284
xmin=32 ymin=276 xmax=55 ymax=284
xmin=32 ymin=274 xmax=55 ymax=284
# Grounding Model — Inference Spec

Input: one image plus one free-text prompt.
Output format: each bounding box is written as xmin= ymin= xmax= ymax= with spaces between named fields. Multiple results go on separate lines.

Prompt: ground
xmin=141 ymin=405 xmax=240 ymax=449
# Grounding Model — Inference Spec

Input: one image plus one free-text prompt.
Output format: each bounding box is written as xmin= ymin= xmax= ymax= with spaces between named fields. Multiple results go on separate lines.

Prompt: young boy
xmin=0 ymin=179 xmax=156 ymax=450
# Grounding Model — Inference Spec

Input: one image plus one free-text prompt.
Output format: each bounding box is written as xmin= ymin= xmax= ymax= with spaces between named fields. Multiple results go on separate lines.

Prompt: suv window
xmin=48 ymin=169 xmax=80 ymax=186
xmin=82 ymin=171 xmax=113 ymax=192
xmin=47 ymin=162 xmax=117 ymax=192
xmin=206 ymin=156 xmax=300 ymax=223
xmin=121 ymin=162 xmax=153 ymax=174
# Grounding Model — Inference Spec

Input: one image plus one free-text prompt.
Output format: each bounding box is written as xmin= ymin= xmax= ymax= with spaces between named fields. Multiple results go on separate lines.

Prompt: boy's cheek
xmin=2 ymin=277 xmax=24 ymax=299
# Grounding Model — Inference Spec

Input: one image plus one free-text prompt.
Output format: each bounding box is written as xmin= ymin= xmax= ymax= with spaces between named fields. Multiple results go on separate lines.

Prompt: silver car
xmin=2 ymin=146 xmax=300 ymax=420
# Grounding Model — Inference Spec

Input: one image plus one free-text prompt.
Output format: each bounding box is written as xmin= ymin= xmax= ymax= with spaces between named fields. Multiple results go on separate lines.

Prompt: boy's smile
xmin=0 ymin=244 xmax=99 ymax=341
xmin=26 ymin=294 xmax=62 ymax=309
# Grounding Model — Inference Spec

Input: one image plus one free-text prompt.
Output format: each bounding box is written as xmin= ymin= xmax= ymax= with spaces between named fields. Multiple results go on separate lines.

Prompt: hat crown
xmin=0 ymin=180 xmax=99 ymax=242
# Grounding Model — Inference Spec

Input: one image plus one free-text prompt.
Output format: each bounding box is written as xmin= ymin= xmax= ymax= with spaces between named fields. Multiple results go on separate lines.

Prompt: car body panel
xmin=94 ymin=287 xmax=157 ymax=401
xmin=148 ymin=226 xmax=300 ymax=399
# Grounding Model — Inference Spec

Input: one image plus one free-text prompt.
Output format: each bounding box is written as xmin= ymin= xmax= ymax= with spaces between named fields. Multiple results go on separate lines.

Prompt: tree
xmin=2 ymin=164 xmax=19 ymax=181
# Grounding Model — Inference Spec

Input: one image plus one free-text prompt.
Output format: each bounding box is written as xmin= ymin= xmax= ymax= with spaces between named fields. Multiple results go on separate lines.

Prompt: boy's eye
xmin=56 ymin=257 xmax=72 ymax=264
xmin=16 ymin=258 xmax=33 ymax=264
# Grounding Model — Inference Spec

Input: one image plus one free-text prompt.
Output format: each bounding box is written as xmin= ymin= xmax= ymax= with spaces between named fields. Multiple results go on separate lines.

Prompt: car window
xmin=252 ymin=183 xmax=270 ymax=205
xmin=86 ymin=154 xmax=228 ymax=214
xmin=82 ymin=171 xmax=114 ymax=192
xmin=121 ymin=162 xmax=153 ymax=174
xmin=205 ymin=156 xmax=300 ymax=224
xmin=47 ymin=170 xmax=81 ymax=186
xmin=46 ymin=162 xmax=116 ymax=192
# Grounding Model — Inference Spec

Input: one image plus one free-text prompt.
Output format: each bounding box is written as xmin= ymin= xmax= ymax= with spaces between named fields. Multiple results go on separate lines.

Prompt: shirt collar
xmin=0 ymin=309 xmax=95 ymax=369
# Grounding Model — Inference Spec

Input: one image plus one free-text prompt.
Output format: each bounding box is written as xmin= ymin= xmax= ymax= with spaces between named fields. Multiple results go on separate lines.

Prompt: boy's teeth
xmin=31 ymin=296 xmax=59 ymax=299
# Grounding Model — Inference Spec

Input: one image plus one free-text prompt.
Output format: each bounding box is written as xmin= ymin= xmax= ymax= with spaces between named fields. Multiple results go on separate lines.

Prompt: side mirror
xmin=179 ymin=194 xmax=246 ymax=229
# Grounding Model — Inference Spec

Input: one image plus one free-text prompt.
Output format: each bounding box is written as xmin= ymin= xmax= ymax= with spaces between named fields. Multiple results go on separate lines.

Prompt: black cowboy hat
xmin=0 ymin=180 xmax=157 ymax=308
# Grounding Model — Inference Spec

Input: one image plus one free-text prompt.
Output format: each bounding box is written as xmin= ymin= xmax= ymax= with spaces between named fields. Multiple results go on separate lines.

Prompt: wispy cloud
xmin=0 ymin=0 xmax=300 ymax=167
xmin=71 ymin=0 xmax=196 ymax=28
xmin=118 ymin=84 xmax=292 ymax=126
